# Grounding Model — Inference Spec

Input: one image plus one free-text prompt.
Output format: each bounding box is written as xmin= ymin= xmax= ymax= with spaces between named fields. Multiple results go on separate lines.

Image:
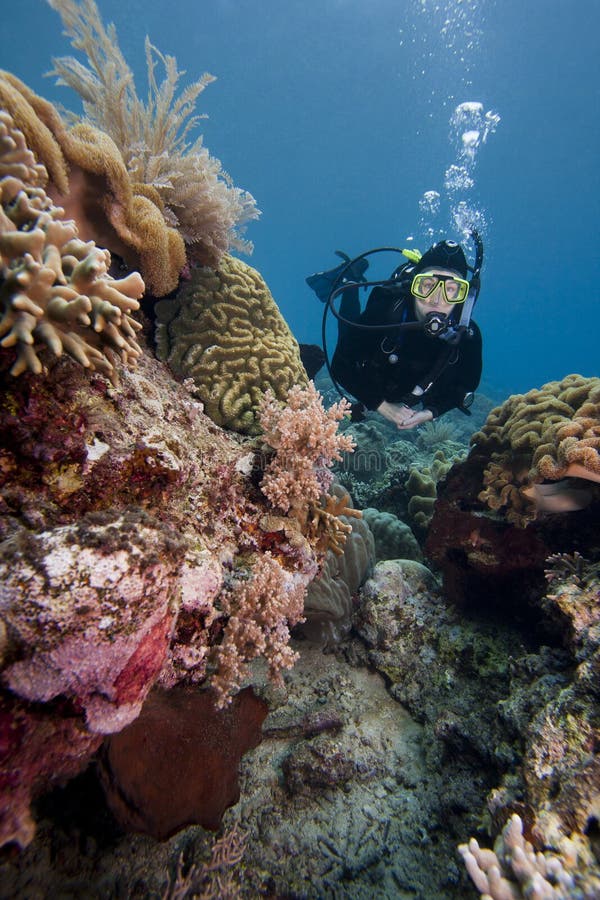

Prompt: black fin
xmin=298 ymin=343 xmax=326 ymax=379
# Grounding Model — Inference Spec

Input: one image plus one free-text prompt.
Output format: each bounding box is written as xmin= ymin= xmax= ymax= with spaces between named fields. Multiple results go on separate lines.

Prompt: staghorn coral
xmin=155 ymin=256 xmax=308 ymax=434
xmin=473 ymin=375 xmax=600 ymax=525
xmin=0 ymin=110 xmax=144 ymax=380
xmin=46 ymin=0 xmax=259 ymax=269
xmin=459 ymin=813 xmax=583 ymax=899
xmin=0 ymin=70 xmax=186 ymax=297
xmin=544 ymin=551 xmax=591 ymax=590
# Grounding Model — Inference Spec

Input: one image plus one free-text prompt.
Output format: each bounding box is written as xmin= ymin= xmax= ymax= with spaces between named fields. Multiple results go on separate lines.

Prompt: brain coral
xmin=472 ymin=374 xmax=600 ymax=524
xmin=362 ymin=507 xmax=423 ymax=563
xmin=155 ymin=255 xmax=308 ymax=434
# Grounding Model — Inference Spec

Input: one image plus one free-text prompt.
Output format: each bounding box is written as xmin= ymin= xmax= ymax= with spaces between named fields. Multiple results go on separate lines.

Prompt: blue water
xmin=4 ymin=0 xmax=599 ymax=400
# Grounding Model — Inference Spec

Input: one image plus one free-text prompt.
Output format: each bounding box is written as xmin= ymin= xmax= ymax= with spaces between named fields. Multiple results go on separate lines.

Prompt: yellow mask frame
xmin=411 ymin=272 xmax=470 ymax=304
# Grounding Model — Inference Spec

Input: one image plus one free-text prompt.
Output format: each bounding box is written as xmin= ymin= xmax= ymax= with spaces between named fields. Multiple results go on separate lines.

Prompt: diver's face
xmin=413 ymin=268 xmax=460 ymax=322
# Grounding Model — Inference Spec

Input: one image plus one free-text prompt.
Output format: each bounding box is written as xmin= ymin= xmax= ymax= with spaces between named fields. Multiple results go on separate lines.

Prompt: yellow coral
xmin=0 ymin=111 xmax=144 ymax=381
xmin=473 ymin=374 xmax=600 ymax=524
xmin=155 ymin=256 xmax=308 ymax=434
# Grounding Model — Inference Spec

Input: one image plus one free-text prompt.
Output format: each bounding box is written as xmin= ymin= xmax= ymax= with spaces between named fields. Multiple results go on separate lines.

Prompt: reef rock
xmin=0 ymin=337 xmax=322 ymax=849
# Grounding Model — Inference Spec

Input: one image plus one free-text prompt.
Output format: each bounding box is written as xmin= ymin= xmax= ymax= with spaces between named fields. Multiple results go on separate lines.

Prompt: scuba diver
xmin=304 ymin=235 xmax=483 ymax=429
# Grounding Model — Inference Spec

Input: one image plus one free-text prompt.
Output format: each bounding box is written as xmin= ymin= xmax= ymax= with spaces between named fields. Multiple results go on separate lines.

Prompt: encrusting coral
xmin=0 ymin=110 xmax=144 ymax=380
xmin=473 ymin=374 xmax=600 ymax=525
xmin=45 ymin=0 xmax=259 ymax=270
xmin=155 ymin=256 xmax=309 ymax=434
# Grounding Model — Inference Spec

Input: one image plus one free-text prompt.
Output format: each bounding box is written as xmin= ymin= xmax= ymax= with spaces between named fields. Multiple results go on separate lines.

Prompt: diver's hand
xmin=377 ymin=401 xmax=434 ymax=430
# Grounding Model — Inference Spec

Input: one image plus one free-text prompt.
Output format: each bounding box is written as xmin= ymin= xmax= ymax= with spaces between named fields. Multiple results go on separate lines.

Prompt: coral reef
xmin=155 ymin=257 xmax=308 ymax=434
xmin=0 ymin=110 xmax=144 ymax=380
xmin=425 ymin=383 xmax=600 ymax=620
xmin=333 ymin=413 xmax=467 ymax=548
xmin=0 ymin=641 xmax=476 ymax=898
xmin=356 ymin=556 xmax=600 ymax=897
xmin=422 ymin=397 xmax=600 ymax=894
xmin=0 ymin=69 xmax=186 ymax=297
xmin=234 ymin=643 xmax=467 ymax=898
xmin=0 ymin=334 xmax=351 ymax=848
xmin=2 ymin=392 xmax=599 ymax=896
xmin=47 ymin=0 xmax=259 ymax=269
xmin=473 ymin=374 xmax=600 ymax=525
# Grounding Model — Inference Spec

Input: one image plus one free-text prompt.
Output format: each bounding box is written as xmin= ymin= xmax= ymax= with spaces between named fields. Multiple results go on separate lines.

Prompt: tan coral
xmin=0 ymin=110 xmax=144 ymax=381
xmin=472 ymin=374 xmax=600 ymax=524
xmin=307 ymin=490 xmax=362 ymax=557
xmin=0 ymin=71 xmax=185 ymax=297
xmin=0 ymin=70 xmax=70 ymax=194
xmin=155 ymin=256 xmax=308 ymax=434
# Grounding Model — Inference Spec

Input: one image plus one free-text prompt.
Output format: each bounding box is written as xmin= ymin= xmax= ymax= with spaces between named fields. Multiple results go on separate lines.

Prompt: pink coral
xmin=1 ymin=512 xmax=185 ymax=733
xmin=258 ymin=381 xmax=355 ymax=521
xmin=0 ymin=335 xmax=324 ymax=849
xmin=209 ymin=553 xmax=307 ymax=707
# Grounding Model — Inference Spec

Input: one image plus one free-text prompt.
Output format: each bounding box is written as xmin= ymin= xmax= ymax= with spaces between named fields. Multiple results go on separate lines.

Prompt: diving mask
xmin=411 ymin=272 xmax=470 ymax=304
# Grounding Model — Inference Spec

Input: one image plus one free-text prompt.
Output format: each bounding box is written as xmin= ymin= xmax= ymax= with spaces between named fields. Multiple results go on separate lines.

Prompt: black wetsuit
xmin=331 ymin=282 xmax=482 ymax=418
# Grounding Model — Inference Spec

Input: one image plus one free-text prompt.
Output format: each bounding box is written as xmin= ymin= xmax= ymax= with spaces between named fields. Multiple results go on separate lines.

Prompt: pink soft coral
xmin=209 ymin=553 xmax=306 ymax=707
xmin=258 ymin=382 xmax=355 ymax=522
